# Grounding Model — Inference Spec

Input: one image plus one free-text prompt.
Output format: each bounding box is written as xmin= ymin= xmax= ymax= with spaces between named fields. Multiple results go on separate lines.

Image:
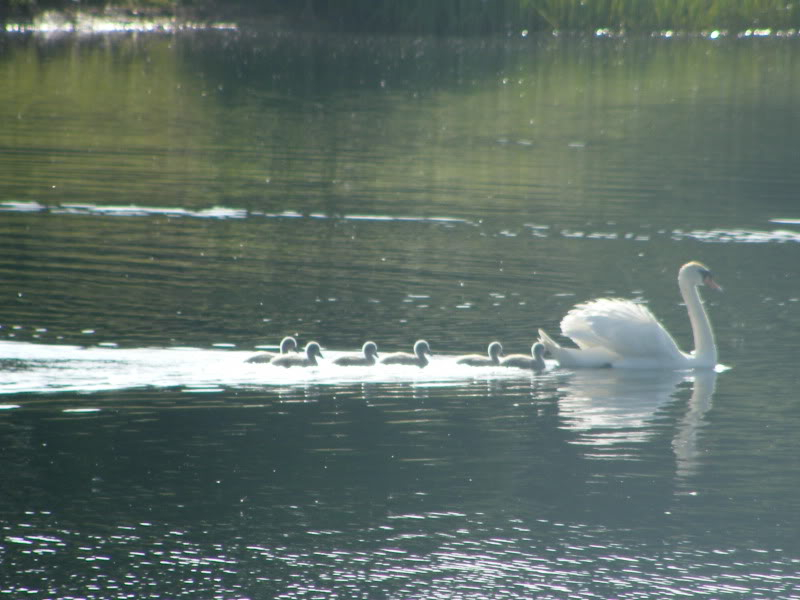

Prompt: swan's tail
xmin=538 ymin=327 xmax=617 ymax=368
xmin=537 ymin=329 xmax=561 ymax=357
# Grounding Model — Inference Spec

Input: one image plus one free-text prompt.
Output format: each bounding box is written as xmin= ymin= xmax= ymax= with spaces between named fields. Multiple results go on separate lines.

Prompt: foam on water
xmin=0 ymin=341 xmax=552 ymax=395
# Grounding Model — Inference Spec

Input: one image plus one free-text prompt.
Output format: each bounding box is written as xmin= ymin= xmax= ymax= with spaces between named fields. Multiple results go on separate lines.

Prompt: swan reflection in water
xmin=672 ymin=369 xmax=717 ymax=481
xmin=554 ymin=368 xmax=718 ymax=480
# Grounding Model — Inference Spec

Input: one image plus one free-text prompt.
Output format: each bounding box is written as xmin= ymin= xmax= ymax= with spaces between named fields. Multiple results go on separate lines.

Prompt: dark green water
xmin=1 ymin=27 xmax=800 ymax=599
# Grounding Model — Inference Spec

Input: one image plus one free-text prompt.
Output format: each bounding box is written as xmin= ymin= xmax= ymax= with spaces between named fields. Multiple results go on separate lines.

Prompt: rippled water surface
xmin=1 ymin=26 xmax=800 ymax=599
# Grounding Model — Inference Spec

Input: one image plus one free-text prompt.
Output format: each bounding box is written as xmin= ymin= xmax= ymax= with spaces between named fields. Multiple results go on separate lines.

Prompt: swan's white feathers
xmin=561 ymin=298 xmax=683 ymax=361
xmin=538 ymin=261 xmax=719 ymax=369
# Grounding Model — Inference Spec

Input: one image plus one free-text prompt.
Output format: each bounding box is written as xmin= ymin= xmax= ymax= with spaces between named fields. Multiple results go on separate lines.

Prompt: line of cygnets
xmin=246 ymin=337 xmax=546 ymax=370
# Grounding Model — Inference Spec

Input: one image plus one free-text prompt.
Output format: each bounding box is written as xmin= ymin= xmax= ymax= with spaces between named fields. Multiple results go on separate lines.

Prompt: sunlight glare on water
xmin=5 ymin=11 xmax=236 ymax=34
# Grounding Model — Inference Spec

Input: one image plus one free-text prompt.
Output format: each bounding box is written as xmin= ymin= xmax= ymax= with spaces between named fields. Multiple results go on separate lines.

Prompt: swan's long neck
xmin=680 ymin=278 xmax=717 ymax=366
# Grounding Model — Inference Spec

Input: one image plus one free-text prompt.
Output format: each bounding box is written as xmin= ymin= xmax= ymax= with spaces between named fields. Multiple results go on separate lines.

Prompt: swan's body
xmin=381 ymin=340 xmax=431 ymax=368
xmin=501 ymin=342 xmax=546 ymax=370
xmin=246 ymin=336 xmax=298 ymax=363
xmin=538 ymin=262 xmax=720 ymax=370
xmin=272 ymin=341 xmax=323 ymax=368
xmin=457 ymin=341 xmax=503 ymax=366
xmin=334 ymin=341 xmax=379 ymax=366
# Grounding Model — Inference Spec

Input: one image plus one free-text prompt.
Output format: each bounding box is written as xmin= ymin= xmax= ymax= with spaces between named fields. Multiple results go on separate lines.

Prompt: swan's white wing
xmin=561 ymin=298 xmax=684 ymax=361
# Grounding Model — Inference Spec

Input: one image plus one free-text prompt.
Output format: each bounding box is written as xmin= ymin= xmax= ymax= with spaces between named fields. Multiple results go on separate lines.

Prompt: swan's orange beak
xmin=704 ymin=274 xmax=722 ymax=291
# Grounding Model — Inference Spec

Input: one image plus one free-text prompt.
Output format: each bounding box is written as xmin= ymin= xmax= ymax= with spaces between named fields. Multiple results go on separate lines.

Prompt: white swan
xmin=538 ymin=261 xmax=721 ymax=369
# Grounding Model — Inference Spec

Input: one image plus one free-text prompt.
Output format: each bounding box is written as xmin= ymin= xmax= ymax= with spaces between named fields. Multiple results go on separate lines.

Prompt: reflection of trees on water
xmin=0 ymin=417 xmax=40 ymax=513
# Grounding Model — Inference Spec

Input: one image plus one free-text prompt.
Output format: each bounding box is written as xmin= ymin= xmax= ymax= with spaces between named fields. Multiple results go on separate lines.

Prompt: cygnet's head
xmin=305 ymin=342 xmax=323 ymax=358
xmin=280 ymin=336 xmax=298 ymax=353
xmin=414 ymin=339 xmax=431 ymax=357
xmin=532 ymin=342 xmax=545 ymax=358
xmin=362 ymin=341 xmax=379 ymax=358
xmin=488 ymin=341 xmax=504 ymax=359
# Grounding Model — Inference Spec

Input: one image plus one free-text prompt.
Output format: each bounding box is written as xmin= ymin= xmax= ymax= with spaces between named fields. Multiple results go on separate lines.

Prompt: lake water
xmin=1 ymin=24 xmax=800 ymax=599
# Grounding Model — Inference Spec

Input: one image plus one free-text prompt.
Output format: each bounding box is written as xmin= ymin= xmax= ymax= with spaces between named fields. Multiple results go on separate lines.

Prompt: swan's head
xmin=414 ymin=340 xmax=431 ymax=357
xmin=305 ymin=342 xmax=323 ymax=358
xmin=362 ymin=341 xmax=379 ymax=358
xmin=532 ymin=342 xmax=546 ymax=358
xmin=680 ymin=261 xmax=722 ymax=291
xmin=488 ymin=341 xmax=504 ymax=359
xmin=280 ymin=336 xmax=298 ymax=353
